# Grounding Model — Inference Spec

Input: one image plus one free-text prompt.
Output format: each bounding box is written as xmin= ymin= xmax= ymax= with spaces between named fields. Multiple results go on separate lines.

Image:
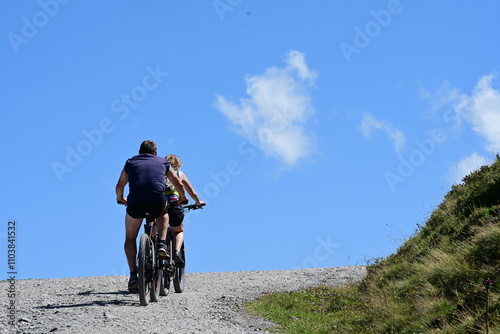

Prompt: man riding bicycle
xmin=115 ymin=140 xmax=187 ymax=292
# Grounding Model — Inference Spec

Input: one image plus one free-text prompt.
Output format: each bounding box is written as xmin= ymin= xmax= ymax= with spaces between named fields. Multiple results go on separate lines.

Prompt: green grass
xmin=247 ymin=157 xmax=500 ymax=333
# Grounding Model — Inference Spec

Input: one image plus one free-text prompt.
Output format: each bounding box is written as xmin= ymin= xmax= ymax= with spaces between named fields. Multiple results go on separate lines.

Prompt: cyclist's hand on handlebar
xmin=117 ymin=196 xmax=127 ymax=205
xmin=182 ymin=202 xmax=206 ymax=210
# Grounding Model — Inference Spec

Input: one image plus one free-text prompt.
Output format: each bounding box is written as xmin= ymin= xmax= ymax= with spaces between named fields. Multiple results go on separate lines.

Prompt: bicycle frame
xmin=143 ymin=213 xmax=156 ymax=239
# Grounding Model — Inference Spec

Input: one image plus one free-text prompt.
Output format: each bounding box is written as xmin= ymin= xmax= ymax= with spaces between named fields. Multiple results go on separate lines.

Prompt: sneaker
xmin=157 ymin=243 xmax=169 ymax=260
xmin=128 ymin=273 xmax=138 ymax=293
xmin=173 ymin=250 xmax=185 ymax=265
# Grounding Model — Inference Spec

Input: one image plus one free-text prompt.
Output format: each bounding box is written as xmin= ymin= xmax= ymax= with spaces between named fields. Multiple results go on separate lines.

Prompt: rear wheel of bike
xmin=160 ymin=268 xmax=170 ymax=296
xmin=160 ymin=242 xmax=172 ymax=296
xmin=173 ymin=243 xmax=185 ymax=293
xmin=150 ymin=265 xmax=161 ymax=302
xmin=138 ymin=234 xmax=153 ymax=306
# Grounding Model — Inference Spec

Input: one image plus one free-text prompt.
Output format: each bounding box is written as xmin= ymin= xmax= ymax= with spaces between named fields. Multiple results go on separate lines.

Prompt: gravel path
xmin=1 ymin=266 xmax=366 ymax=334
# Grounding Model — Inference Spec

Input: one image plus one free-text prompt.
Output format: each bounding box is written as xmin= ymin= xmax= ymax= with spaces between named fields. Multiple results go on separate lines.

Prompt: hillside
xmin=248 ymin=157 xmax=500 ymax=333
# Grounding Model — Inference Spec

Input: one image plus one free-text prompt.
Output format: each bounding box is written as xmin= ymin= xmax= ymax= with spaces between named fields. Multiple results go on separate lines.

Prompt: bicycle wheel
xmin=159 ymin=242 xmax=172 ymax=296
xmin=138 ymin=233 xmax=153 ymax=306
xmin=150 ymin=264 xmax=161 ymax=302
xmin=160 ymin=265 xmax=170 ymax=296
xmin=173 ymin=242 xmax=185 ymax=293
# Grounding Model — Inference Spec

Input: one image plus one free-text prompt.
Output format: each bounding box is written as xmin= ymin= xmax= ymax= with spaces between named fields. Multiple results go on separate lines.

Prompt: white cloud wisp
xmin=449 ymin=152 xmax=489 ymax=184
xmin=214 ymin=50 xmax=317 ymax=166
xmin=455 ymin=74 xmax=500 ymax=154
xmin=360 ymin=112 xmax=406 ymax=153
xmin=427 ymin=73 xmax=499 ymax=183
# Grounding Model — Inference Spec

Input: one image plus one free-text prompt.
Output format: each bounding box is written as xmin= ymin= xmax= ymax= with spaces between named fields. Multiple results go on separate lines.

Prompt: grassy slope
xmin=248 ymin=157 xmax=500 ymax=333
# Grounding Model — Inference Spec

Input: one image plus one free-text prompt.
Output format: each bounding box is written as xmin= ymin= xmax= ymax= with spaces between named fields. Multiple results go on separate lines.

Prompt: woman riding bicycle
xmin=164 ymin=154 xmax=205 ymax=265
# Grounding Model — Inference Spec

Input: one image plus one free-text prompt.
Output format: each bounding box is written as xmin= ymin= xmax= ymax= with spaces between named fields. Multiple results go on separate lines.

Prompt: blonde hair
xmin=166 ymin=154 xmax=182 ymax=170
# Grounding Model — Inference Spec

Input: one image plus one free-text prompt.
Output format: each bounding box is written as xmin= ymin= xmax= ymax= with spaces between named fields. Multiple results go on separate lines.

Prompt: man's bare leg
xmin=156 ymin=211 xmax=169 ymax=241
xmin=156 ymin=211 xmax=169 ymax=258
xmin=124 ymin=213 xmax=143 ymax=272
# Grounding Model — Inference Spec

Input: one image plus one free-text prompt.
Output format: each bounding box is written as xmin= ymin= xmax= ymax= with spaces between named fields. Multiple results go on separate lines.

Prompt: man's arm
xmin=166 ymin=167 xmax=188 ymax=204
xmin=116 ymin=168 xmax=129 ymax=205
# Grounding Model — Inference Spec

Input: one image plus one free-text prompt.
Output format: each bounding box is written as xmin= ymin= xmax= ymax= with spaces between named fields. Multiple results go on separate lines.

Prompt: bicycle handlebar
xmin=182 ymin=203 xmax=206 ymax=211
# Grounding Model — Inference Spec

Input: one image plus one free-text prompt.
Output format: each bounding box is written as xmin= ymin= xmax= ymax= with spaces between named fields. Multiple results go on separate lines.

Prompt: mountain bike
xmin=137 ymin=212 xmax=164 ymax=306
xmin=160 ymin=203 xmax=205 ymax=296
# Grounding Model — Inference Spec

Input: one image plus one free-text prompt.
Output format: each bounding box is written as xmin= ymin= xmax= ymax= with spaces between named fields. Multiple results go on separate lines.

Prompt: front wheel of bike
xmin=138 ymin=233 xmax=153 ymax=306
xmin=173 ymin=243 xmax=185 ymax=293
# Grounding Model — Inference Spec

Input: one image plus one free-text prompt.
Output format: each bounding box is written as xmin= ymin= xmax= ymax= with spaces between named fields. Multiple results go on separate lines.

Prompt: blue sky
xmin=2 ymin=1 xmax=500 ymax=279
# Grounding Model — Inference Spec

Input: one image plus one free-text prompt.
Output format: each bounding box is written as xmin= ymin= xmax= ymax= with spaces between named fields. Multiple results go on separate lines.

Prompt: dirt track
xmin=0 ymin=266 xmax=366 ymax=334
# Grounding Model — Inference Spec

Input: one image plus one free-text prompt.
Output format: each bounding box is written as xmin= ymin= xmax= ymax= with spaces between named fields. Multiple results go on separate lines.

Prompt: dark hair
xmin=139 ymin=140 xmax=157 ymax=155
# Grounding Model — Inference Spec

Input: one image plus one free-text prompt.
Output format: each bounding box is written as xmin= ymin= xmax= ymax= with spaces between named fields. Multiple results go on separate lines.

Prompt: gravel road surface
xmin=1 ymin=266 xmax=366 ymax=334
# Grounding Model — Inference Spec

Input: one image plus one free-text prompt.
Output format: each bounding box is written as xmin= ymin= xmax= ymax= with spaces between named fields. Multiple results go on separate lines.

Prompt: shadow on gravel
xmin=37 ymin=299 xmax=135 ymax=309
xmin=37 ymin=291 xmax=139 ymax=309
xmin=78 ymin=290 xmax=130 ymax=296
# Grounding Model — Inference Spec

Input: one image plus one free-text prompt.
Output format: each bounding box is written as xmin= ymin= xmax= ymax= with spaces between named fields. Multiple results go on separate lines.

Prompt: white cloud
xmin=285 ymin=50 xmax=316 ymax=81
xmin=454 ymin=74 xmax=500 ymax=154
xmin=423 ymin=73 xmax=499 ymax=183
xmin=360 ymin=112 xmax=406 ymax=153
xmin=214 ymin=50 xmax=317 ymax=166
xmin=449 ymin=152 xmax=489 ymax=184
xmin=421 ymin=82 xmax=463 ymax=112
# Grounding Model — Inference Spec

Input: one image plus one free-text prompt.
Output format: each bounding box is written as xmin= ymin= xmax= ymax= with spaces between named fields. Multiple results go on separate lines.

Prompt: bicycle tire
xmin=138 ymin=233 xmax=153 ymax=306
xmin=160 ymin=266 xmax=170 ymax=296
xmin=173 ymin=242 xmax=185 ymax=293
xmin=150 ymin=264 xmax=161 ymax=302
xmin=159 ymin=240 xmax=172 ymax=296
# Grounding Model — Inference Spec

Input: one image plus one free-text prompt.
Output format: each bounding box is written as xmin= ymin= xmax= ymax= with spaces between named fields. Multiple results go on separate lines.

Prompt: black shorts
xmin=126 ymin=201 xmax=167 ymax=219
xmin=167 ymin=204 xmax=185 ymax=227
